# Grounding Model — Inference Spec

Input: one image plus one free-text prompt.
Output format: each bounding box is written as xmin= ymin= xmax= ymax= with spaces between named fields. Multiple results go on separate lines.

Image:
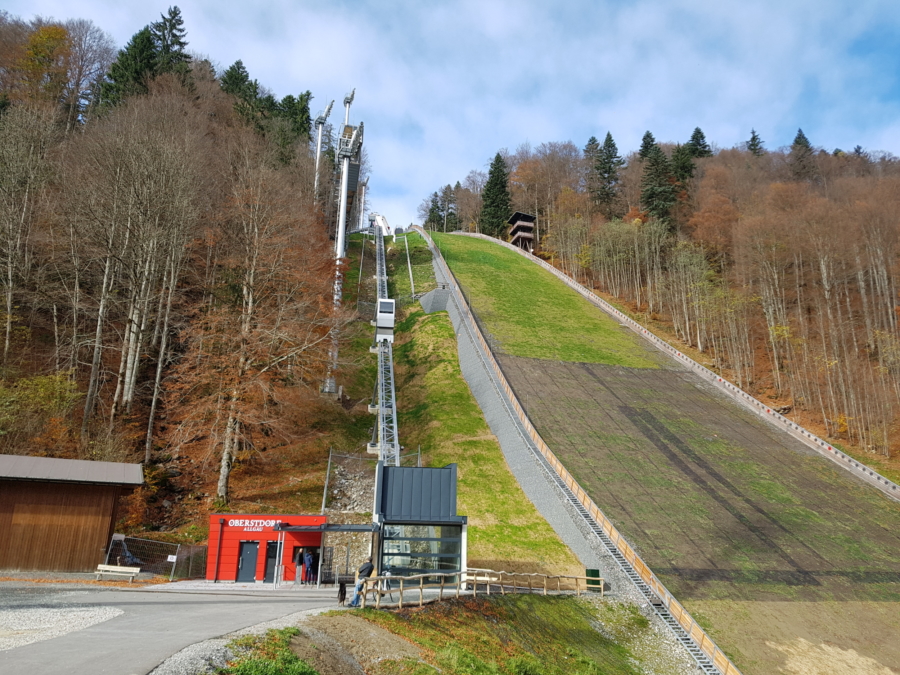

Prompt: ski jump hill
xmin=416 ymin=228 xmax=900 ymax=675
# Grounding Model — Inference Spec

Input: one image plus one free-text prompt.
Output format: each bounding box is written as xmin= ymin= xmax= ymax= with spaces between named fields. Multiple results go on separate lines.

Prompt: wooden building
xmin=0 ymin=454 xmax=143 ymax=572
xmin=508 ymin=212 xmax=536 ymax=251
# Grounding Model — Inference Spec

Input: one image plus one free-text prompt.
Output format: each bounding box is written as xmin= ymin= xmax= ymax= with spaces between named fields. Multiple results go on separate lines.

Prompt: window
xmin=379 ymin=524 xmax=462 ymax=578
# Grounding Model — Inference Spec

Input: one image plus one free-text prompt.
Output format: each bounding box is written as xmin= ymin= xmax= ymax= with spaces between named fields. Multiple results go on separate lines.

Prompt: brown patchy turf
xmin=498 ymin=355 xmax=900 ymax=603
xmin=496 ymin=354 xmax=900 ymax=673
xmin=684 ymin=600 xmax=900 ymax=674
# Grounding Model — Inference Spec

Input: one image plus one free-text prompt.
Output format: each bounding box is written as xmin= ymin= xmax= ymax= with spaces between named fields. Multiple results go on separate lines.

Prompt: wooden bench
xmin=96 ymin=564 xmax=141 ymax=582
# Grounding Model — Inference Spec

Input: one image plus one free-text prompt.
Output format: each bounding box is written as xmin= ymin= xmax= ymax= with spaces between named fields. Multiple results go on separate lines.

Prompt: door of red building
xmin=263 ymin=541 xmax=279 ymax=582
xmin=237 ymin=542 xmax=258 ymax=582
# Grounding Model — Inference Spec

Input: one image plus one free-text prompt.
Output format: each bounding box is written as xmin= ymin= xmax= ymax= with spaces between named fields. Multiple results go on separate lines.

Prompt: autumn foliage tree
xmin=423 ymin=121 xmax=900 ymax=456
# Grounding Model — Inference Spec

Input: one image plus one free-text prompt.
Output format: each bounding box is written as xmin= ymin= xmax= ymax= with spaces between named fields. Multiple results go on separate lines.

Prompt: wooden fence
xmin=360 ymin=568 xmax=605 ymax=610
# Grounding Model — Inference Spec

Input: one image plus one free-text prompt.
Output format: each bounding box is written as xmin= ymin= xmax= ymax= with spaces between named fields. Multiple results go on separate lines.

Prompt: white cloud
xmin=6 ymin=0 xmax=899 ymax=225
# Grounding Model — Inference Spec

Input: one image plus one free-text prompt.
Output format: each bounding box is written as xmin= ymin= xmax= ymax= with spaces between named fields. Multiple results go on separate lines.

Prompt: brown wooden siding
xmin=0 ymin=480 xmax=122 ymax=571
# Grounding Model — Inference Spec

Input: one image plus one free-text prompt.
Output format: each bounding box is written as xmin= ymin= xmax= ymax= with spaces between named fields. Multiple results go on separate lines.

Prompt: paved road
xmin=0 ymin=581 xmax=337 ymax=675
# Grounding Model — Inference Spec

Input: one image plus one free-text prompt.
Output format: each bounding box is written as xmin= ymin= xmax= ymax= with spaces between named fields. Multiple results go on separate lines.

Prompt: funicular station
xmin=206 ymin=207 xmax=466 ymax=586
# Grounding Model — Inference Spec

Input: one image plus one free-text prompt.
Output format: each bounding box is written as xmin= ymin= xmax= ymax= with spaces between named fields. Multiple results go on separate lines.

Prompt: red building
xmin=206 ymin=514 xmax=326 ymax=583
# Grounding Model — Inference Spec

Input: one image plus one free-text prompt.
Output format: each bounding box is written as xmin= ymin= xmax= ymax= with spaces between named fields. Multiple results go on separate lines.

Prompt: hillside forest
xmin=421 ymin=130 xmax=900 ymax=459
xmin=0 ymin=8 xmax=361 ymax=520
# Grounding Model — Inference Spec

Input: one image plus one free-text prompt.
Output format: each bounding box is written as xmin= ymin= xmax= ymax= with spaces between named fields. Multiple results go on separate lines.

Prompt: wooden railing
xmin=359 ymin=568 xmax=605 ymax=610
xmin=414 ymin=227 xmax=744 ymax=675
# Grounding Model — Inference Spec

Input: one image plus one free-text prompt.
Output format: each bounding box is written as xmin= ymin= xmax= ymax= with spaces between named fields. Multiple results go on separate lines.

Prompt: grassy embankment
xmin=358 ymin=595 xmax=685 ymax=675
xmin=220 ymin=596 xmax=690 ymax=675
xmin=388 ymin=231 xmax=438 ymax=302
xmin=431 ymin=233 xmax=659 ymax=367
xmin=433 ymin=232 xmax=900 ymax=674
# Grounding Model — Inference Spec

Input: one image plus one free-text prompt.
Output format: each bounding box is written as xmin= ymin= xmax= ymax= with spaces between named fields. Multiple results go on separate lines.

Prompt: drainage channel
xmin=442 ymin=261 xmax=722 ymax=675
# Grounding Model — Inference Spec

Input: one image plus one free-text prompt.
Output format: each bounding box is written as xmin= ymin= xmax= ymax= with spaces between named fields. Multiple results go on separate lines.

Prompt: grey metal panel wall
xmin=379 ymin=465 xmax=458 ymax=521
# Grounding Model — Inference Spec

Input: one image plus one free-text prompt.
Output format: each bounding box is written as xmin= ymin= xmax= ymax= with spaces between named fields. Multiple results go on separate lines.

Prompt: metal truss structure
xmin=371 ymin=227 xmax=400 ymax=466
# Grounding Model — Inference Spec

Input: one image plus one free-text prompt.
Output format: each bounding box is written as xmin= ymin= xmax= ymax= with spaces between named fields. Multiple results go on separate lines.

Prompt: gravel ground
xmin=149 ymin=606 xmax=338 ymax=675
xmin=0 ymin=587 xmax=123 ymax=652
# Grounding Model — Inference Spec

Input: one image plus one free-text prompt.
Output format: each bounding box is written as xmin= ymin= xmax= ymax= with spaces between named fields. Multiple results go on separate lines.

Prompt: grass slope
xmin=389 ymin=232 xmax=437 ymax=302
xmin=393 ymin=308 xmax=582 ymax=574
xmin=432 ymin=233 xmax=659 ymax=367
xmin=361 ymin=595 xmax=688 ymax=675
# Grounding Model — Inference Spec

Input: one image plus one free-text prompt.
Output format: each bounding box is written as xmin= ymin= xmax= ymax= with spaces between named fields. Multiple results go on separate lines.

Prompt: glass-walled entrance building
xmin=374 ymin=463 xmax=467 ymax=580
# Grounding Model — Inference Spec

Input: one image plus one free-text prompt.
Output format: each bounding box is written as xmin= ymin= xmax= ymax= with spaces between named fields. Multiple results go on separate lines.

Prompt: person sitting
xmin=347 ymin=556 xmax=375 ymax=607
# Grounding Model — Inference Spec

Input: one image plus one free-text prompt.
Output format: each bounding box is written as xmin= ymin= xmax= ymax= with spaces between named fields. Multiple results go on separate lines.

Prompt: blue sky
xmin=8 ymin=0 xmax=900 ymax=228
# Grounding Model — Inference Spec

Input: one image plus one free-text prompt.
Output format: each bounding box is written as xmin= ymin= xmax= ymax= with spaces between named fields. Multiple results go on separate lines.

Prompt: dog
xmin=337 ymin=581 xmax=347 ymax=606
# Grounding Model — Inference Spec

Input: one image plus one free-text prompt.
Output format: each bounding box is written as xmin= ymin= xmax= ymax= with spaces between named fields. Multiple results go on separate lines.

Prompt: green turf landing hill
xmin=388 ymin=232 xmax=437 ymax=301
xmin=432 ymin=233 xmax=661 ymax=367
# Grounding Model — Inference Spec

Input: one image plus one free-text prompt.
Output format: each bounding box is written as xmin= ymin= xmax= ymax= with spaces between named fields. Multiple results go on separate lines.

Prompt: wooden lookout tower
xmin=507 ymin=212 xmax=536 ymax=251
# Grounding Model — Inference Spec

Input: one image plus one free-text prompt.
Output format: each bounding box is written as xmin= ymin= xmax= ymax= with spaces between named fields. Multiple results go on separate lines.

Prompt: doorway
xmin=236 ymin=541 xmax=258 ymax=582
xmin=263 ymin=541 xmax=279 ymax=583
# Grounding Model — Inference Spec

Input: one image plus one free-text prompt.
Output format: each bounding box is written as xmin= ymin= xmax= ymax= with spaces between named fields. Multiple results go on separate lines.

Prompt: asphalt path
xmin=0 ymin=581 xmax=337 ymax=675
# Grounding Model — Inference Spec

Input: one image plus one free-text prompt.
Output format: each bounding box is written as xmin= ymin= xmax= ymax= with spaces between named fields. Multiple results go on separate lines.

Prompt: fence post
xmin=169 ymin=544 xmax=181 ymax=581
xmin=399 ymin=578 xmax=404 ymax=609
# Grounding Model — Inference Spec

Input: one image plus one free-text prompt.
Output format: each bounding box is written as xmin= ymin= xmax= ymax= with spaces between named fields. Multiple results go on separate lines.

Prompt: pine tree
xmin=584 ymin=135 xmax=600 ymax=198
xmin=479 ymin=152 xmax=511 ymax=238
xmin=220 ymin=60 xmax=258 ymax=100
xmin=640 ymin=145 xmax=677 ymax=227
xmin=671 ymin=143 xmax=695 ymax=183
xmin=790 ymin=128 xmax=815 ymax=180
xmin=220 ymin=60 xmax=312 ymax=154
xmin=426 ymin=192 xmax=442 ymax=231
xmin=594 ymin=132 xmax=624 ymax=218
xmin=99 ymin=27 xmax=158 ymax=106
xmin=686 ymin=127 xmax=713 ymax=158
xmin=150 ymin=6 xmax=189 ymax=76
xmin=277 ymin=92 xmax=313 ymax=139
xmin=747 ymin=129 xmax=764 ymax=156
xmin=638 ymin=131 xmax=657 ymax=159
xmin=792 ymin=128 xmax=811 ymax=150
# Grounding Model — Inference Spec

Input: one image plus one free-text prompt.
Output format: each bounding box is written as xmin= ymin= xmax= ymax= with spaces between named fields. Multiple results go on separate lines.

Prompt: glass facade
xmin=379 ymin=523 xmax=463 ymax=579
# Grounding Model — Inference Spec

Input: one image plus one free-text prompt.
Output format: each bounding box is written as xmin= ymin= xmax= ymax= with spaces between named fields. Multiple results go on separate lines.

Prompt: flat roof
xmin=0 ymin=454 xmax=144 ymax=486
xmin=375 ymin=463 xmax=466 ymax=523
